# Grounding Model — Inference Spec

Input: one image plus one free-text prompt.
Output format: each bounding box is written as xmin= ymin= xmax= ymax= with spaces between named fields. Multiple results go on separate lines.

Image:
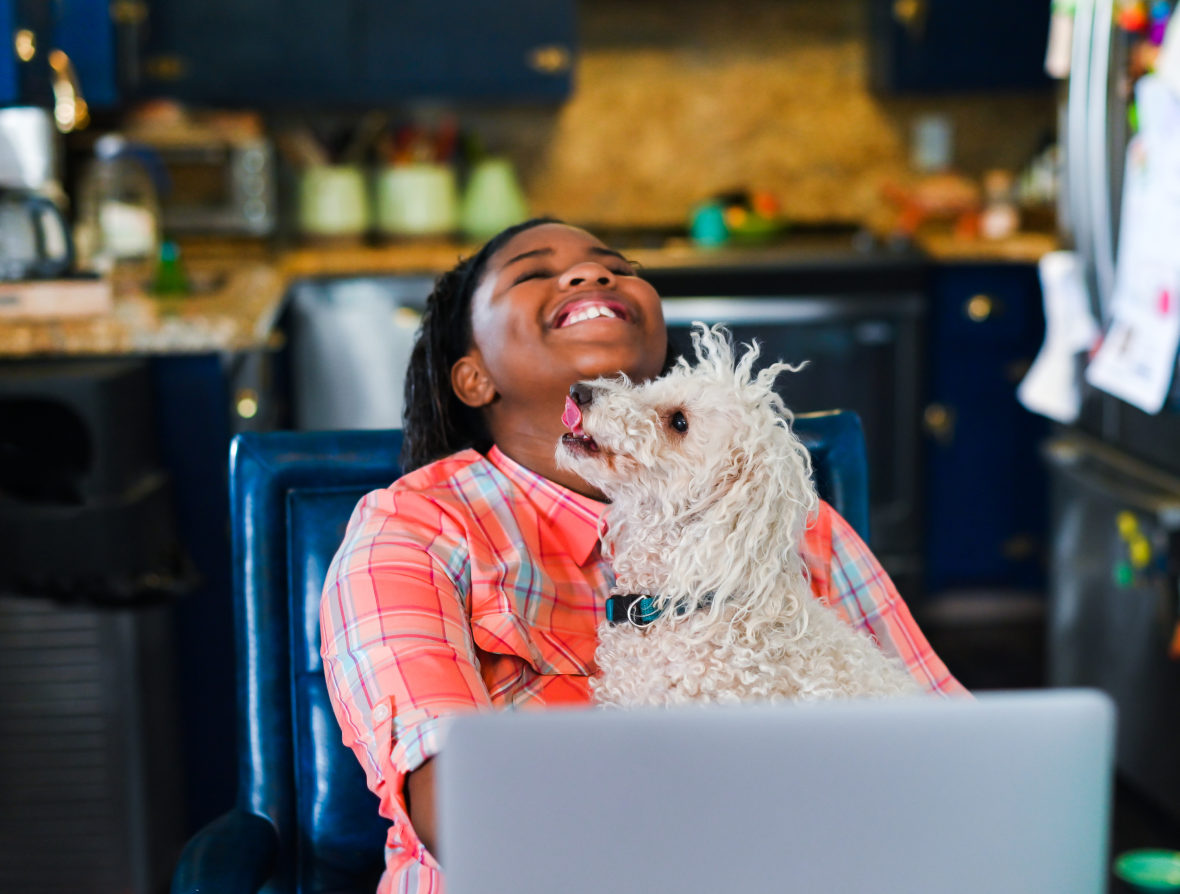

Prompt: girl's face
xmin=464 ymin=224 xmax=668 ymax=408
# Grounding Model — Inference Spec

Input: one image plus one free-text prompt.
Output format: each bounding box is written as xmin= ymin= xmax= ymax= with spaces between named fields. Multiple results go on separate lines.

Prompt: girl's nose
xmin=559 ymin=262 xmax=616 ymax=290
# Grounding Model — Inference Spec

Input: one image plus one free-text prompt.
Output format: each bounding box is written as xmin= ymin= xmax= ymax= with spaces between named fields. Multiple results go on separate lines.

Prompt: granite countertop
xmin=0 ymin=230 xmax=1057 ymax=359
xmin=0 ymin=262 xmax=286 ymax=358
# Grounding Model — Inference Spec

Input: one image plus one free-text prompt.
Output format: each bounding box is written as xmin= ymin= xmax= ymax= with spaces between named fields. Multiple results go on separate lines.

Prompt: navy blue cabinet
xmin=0 ymin=1 xmax=15 ymax=104
xmin=870 ymin=0 xmax=1053 ymax=94
xmin=0 ymin=0 xmax=118 ymax=109
xmin=924 ymin=264 xmax=1049 ymax=593
xmin=141 ymin=0 xmax=576 ymax=106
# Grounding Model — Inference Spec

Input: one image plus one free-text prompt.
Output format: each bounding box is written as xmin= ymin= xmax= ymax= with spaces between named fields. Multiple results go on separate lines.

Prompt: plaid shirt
xmin=321 ymin=445 xmax=966 ymax=894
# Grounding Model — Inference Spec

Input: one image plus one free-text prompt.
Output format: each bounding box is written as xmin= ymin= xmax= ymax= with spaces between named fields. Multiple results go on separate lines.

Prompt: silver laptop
xmin=437 ymin=691 xmax=1114 ymax=894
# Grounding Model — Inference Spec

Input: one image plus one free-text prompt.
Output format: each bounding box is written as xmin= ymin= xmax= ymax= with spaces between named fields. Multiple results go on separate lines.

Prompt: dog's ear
xmin=755 ymin=359 xmax=806 ymax=396
xmin=690 ymin=322 xmax=736 ymax=381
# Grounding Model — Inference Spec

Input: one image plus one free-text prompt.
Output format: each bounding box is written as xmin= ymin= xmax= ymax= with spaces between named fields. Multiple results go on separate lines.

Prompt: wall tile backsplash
xmin=473 ymin=0 xmax=1057 ymax=230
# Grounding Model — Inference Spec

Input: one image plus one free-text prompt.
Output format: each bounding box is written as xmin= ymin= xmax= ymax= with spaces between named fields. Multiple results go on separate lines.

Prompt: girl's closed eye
xmin=514 ymin=268 xmax=554 ymax=285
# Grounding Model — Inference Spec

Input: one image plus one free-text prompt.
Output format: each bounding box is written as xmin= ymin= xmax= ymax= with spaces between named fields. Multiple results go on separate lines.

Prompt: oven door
xmin=662 ymin=295 xmax=924 ymax=589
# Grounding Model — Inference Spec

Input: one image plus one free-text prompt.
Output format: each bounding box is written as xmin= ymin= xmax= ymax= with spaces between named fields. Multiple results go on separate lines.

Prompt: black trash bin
xmin=0 ymin=359 xmax=191 ymax=894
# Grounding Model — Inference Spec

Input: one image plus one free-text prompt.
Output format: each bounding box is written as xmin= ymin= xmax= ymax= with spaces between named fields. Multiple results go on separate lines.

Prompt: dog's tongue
xmin=562 ymin=396 xmax=585 ymax=437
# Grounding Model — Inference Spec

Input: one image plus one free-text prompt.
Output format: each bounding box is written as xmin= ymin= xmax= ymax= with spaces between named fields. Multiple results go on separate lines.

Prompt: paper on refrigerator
xmin=1018 ymin=251 xmax=1100 ymax=423
xmin=1085 ymin=76 xmax=1180 ymax=415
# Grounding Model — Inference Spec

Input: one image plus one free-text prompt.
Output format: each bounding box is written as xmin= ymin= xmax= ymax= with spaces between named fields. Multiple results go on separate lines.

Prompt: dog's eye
xmin=670 ymin=411 xmax=689 ymax=433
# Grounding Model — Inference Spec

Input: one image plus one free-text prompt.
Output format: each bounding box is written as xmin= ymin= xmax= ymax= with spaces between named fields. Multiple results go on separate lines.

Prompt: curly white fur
xmin=556 ymin=324 xmax=920 ymax=706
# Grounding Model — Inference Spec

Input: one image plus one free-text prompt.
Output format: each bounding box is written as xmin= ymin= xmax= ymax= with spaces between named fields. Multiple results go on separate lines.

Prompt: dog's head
xmin=558 ymin=323 xmax=818 ymax=624
xmin=556 ymin=323 xmax=813 ymax=512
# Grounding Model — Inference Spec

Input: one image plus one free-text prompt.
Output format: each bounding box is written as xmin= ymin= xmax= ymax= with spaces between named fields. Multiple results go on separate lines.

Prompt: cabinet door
xmin=0 ymin=0 xmax=15 ymax=105
xmin=362 ymin=0 xmax=574 ymax=101
xmin=141 ymin=0 xmax=574 ymax=105
xmin=924 ymin=264 xmax=1049 ymax=592
xmin=870 ymin=0 xmax=1053 ymax=93
xmin=143 ymin=0 xmax=362 ymax=105
xmin=54 ymin=0 xmax=119 ymax=108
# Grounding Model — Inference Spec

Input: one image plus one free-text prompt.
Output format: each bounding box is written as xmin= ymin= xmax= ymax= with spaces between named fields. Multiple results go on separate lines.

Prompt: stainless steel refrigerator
xmin=1049 ymin=0 xmax=1180 ymax=819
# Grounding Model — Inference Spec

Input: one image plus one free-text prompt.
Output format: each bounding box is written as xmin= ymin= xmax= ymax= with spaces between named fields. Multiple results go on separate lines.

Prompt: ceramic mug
xmin=299 ymin=165 xmax=369 ymax=237
xmin=460 ymin=157 xmax=529 ymax=242
xmin=375 ymin=163 xmax=458 ymax=237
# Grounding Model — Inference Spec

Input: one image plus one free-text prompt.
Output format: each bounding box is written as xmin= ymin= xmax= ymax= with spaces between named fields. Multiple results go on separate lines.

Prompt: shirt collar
xmin=487 ymin=445 xmax=606 ymax=566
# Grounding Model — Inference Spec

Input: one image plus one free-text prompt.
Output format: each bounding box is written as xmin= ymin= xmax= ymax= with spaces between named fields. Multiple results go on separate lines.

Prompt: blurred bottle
xmin=75 ymin=135 xmax=163 ymax=272
xmin=980 ymin=169 xmax=1020 ymax=240
xmin=152 ymin=240 xmax=190 ymax=296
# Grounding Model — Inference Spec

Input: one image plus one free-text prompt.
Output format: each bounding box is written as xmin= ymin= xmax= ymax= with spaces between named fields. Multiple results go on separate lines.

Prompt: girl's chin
xmin=566 ymin=345 xmax=665 ymax=380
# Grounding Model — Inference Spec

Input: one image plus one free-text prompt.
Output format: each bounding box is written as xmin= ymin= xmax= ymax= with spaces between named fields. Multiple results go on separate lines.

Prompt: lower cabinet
xmin=923 ymin=263 xmax=1050 ymax=595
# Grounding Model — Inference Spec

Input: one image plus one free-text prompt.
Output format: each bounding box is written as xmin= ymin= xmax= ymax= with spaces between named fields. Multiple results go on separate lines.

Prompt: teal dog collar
xmin=605 ymin=593 xmax=713 ymax=627
xmin=605 ymin=594 xmax=665 ymax=627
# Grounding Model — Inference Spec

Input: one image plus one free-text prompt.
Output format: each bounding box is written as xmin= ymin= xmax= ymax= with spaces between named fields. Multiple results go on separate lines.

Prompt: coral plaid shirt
xmin=321 ymin=445 xmax=966 ymax=894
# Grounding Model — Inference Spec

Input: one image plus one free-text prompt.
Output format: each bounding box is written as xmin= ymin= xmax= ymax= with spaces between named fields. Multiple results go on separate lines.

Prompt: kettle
xmin=0 ymin=190 xmax=73 ymax=281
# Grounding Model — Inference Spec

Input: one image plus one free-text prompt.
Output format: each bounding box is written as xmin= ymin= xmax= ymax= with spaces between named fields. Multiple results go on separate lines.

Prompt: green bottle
xmin=153 ymin=240 xmax=190 ymax=297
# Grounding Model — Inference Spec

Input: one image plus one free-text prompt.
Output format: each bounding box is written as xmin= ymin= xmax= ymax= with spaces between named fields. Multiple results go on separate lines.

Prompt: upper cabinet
xmin=0 ymin=0 xmax=118 ymax=110
xmin=870 ymin=0 xmax=1053 ymax=94
xmin=138 ymin=0 xmax=577 ymax=106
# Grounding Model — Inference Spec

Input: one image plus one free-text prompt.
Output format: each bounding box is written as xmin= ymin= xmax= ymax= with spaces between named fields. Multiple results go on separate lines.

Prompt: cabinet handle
xmin=527 ymin=45 xmax=572 ymax=75
xmin=923 ymin=403 xmax=956 ymax=445
xmin=14 ymin=29 xmax=35 ymax=62
xmin=110 ymin=1 xmax=148 ymax=25
xmin=892 ymin=0 xmax=929 ymax=38
xmin=964 ymin=294 xmax=998 ymax=322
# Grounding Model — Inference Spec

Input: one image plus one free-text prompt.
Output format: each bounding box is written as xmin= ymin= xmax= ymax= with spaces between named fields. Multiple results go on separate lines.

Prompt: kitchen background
xmin=1 ymin=0 xmax=1179 ymax=892
xmin=464 ymin=0 xmax=1055 ymax=229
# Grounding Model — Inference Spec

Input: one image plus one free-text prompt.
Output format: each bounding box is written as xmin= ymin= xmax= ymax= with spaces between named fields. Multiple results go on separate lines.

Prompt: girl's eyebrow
xmin=505 ymin=247 xmax=554 ymax=266
xmin=504 ymin=245 xmax=629 ymax=267
xmin=589 ymin=247 xmax=629 ymax=262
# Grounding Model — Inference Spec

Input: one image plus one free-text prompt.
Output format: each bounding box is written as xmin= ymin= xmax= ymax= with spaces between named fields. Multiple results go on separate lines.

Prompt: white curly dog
xmin=556 ymin=323 xmax=920 ymax=707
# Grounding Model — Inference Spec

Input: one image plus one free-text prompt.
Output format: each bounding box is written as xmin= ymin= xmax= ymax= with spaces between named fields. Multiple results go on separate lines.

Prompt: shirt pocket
xmin=470 ymin=610 xmax=598 ymax=677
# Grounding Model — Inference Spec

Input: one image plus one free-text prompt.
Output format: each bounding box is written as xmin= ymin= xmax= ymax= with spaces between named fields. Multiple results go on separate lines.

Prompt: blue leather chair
xmin=171 ymin=411 xmax=870 ymax=894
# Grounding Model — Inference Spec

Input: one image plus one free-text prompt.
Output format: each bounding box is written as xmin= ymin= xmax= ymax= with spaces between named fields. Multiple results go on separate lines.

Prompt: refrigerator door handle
xmin=1088 ymin=0 xmax=1117 ymax=318
xmin=1045 ymin=440 xmax=1180 ymax=524
xmin=1068 ymin=0 xmax=1096 ymax=267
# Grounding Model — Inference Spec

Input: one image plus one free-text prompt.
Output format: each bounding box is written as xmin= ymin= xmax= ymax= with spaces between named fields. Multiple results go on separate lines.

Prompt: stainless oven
xmin=661 ymin=292 xmax=925 ymax=596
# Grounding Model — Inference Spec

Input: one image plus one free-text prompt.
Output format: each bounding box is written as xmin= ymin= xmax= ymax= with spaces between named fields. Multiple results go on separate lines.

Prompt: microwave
xmin=144 ymin=136 xmax=277 ymax=237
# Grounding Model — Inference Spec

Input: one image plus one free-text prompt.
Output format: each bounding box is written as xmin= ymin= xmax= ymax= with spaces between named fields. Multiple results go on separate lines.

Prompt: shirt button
xmin=373 ymin=704 xmax=390 ymax=723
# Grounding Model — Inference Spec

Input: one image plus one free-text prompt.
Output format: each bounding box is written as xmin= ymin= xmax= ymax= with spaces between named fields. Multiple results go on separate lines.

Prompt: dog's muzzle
xmin=569 ymin=383 xmax=594 ymax=406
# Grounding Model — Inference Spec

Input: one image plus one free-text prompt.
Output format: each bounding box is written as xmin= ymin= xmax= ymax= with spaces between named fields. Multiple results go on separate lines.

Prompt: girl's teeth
xmin=564 ymin=305 xmax=619 ymax=326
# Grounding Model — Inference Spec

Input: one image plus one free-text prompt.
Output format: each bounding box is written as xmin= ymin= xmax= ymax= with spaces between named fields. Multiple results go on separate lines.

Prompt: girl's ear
xmin=451 ymin=349 xmax=497 ymax=408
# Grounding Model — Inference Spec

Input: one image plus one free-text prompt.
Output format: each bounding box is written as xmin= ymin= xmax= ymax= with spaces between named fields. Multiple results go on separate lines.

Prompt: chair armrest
xmin=172 ymin=808 xmax=278 ymax=894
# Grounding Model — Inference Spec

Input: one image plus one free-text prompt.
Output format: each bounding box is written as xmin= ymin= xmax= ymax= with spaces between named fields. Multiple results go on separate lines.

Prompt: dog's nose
xmin=569 ymin=383 xmax=594 ymax=406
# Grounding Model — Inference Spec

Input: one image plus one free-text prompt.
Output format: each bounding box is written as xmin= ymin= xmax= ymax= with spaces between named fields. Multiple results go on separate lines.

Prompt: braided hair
xmin=401 ymin=217 xmax=561 ymax=474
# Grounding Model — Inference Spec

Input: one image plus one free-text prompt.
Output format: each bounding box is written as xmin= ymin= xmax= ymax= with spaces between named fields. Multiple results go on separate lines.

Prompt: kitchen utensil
xmin=0 ymin=107 xmax=58 ymax=190
xmin=342 ymin=112 xmax=389 ymax=166
xmin=460 ymin=157 xmax=529 ymax=241
xmin=0 ymin=190 xmax=74 ymax=280
xmin=74 ymin=135 xmax=163 ymax=271
xmin=298 ymin=165 xmax=369 ymax=237
xmin=375 ymin=163 xmax=458 ymax=237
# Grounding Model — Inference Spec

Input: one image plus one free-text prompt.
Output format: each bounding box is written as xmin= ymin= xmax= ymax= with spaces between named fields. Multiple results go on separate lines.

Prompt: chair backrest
xmin=228 ymin=410 xmax=868 ymax=893
xmin=230 ymin=430 xmax=403 ymax=894
xmin=793 ymin=410 xmax=871 ymax=545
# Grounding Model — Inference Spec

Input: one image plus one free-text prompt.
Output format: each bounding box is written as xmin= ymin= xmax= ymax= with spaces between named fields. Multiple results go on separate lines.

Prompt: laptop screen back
xmin=438 ymin=691 xmax=1114 ymax=894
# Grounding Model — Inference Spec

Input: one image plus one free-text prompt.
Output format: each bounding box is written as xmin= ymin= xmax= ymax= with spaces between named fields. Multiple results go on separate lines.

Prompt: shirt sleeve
xmin=319 ymin=484 xmax=493 ymax=873
xmin=825 ymin=508 xmax=970 ymax=698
